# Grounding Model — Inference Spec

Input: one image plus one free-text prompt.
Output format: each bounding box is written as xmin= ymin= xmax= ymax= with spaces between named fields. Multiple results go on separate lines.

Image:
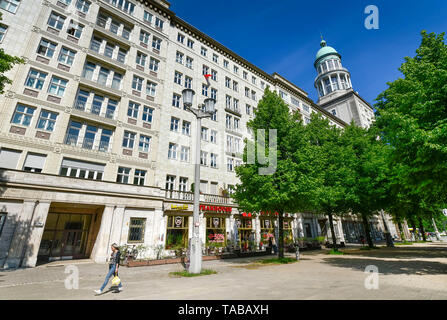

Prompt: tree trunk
xmin=410 ymin=218 xmax=418 ymax=241
xmin=361 ymin=213 xmax=374 ymax=248
xmin=278 ymin=210 xmax=284 ymax=259
xmin=398 ymin=222 xmax=406 ymax=242
xmin=328 ymin=212 xmax=338 ymax=251
xmin=418 ymin=217 xmax=426 ymax=241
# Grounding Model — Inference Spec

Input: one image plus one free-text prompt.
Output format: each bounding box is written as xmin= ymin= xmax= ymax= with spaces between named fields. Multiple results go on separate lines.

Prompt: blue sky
xmin=171 ymin=0 xmax=447 ymax=106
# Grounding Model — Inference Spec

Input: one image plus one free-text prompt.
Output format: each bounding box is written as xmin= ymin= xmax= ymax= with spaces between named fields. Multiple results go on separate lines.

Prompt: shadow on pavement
xmin=322 ymin=256 xmax=447 ymax=275
xmin=343 ymin=245 xmax=447 ymax=260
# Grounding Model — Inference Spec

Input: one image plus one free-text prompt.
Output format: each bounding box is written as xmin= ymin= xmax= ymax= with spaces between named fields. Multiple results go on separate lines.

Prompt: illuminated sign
xmin=200 ymin=205 xmax=232 ymax=213
xmin=171 ymin=204 xmax=189 ymax=211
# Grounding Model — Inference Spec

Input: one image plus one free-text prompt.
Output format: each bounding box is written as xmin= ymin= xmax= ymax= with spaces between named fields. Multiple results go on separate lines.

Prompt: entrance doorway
xmin=38 ymin=213 xmax=92 ymax=262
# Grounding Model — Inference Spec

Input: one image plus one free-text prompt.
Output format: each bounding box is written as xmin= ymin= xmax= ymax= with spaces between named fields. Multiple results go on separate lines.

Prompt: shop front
xmin=283 ymin=218 xmax=294 ymax=246
xmin=260 ymin=216 xmax=274 ymax=250
xmin=165 ymin=214 xmax=189 ymax=250
xmin=201 ymin=204 xmax=232 ymax=255
xmin=235 ymin=213 xmax=255 ymax=252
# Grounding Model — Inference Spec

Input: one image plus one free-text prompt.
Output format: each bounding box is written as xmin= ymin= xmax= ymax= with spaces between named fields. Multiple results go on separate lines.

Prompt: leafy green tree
xmin=0 ymin=13 xmax=24 ymax=94
xmin=297 ymin=113 xmax=355 ymax=251
xmin=375 ymin=31 xmax=447 ymax=225
xmin=340 ymin=124 xmax=393 ymax=248
xmin=234 ymin=88 xmax=308 ymax=258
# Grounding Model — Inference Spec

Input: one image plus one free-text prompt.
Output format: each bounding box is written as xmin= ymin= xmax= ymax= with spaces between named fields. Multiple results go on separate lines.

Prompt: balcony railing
xmin=164 ymin=190 xmax=234 ymax=204
xmin=74 ymin=100 xmax=116 ymax=120
xmin=64 ymin=134 xmax=110 ymax=152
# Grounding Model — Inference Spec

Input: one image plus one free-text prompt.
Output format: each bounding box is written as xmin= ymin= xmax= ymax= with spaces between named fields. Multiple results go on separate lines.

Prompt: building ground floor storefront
xmin=0 ymin=170 xmax=405 ymax=269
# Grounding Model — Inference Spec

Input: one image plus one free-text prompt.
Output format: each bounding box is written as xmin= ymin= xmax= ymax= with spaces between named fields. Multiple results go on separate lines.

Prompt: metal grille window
xmin=25 ymin=69 xmax=47 ymax=90
xmin=37 ymin=38 xmax=57 ymax=58
xmin=36 ymin=110 xmax=57 ymax=132
xmin=48 ymin=76 xmax=67 ymax=96
xmin=128 ymin=218 xmax=145 ymax=243
xmin=48 ymin=11 xmax=65 ymax=30
xmin=58 ymin=47 xmax=76 ymax=65
xmin=139 ymin=134 xmax=151 ymax=152
xmin=11 ymin=104 xmax=35 ymax=126
xmin=122 ymin=131 xmax=135 ymax=149
xmin=116 ymin=166 xmax=131 ymax=184
xmin=133 ymin=169 xmax=146 ymax=186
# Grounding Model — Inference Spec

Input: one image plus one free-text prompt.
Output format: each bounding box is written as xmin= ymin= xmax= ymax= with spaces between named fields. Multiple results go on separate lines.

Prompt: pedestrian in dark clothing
xmin=95 ymin=243 xmax=123 ymax=294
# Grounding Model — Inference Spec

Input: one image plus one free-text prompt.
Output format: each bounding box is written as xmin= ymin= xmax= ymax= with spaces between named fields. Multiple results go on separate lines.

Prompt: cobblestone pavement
xmin=0 ymin=242 xmax=446 ymax=300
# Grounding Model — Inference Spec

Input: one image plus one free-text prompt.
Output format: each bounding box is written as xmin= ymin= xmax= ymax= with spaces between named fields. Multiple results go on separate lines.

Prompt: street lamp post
xmin=182 ymin=88 xmax=216 ymax=274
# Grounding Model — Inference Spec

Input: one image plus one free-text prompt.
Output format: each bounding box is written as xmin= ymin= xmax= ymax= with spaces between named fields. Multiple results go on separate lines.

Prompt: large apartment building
xmin=0 ymin=0 xmax=403 ymax=268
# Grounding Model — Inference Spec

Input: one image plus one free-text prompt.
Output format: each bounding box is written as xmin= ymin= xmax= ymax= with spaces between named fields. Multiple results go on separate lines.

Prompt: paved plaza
xmin=0 ymin=242 xmax=446 ymax=300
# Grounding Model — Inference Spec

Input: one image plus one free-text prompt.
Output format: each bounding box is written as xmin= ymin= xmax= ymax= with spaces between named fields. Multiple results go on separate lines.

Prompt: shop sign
xmin=200 ymin=205 xmax=232 ymax=213
xmin=208 ymin=233 xmax=225 ymax=242
xmin=171 ymin=204 xmax=189 ymax=211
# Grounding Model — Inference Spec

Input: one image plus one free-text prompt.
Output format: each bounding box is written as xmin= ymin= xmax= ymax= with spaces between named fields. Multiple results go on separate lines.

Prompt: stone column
xmin=108 ymin=206 xmax=125 ymax=246
xmin=91 ymin=205 xmax=114 ymax=264
xmin=320 ymin=79 xmax=326 ymax=96
xmin=3 ymin=201 xmax=38 ymax=269
xmin=23 ymin=201 xmax=51 ymax=268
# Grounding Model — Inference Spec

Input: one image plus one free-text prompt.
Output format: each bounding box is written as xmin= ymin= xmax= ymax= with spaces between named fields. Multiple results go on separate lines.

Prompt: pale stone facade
xmin=0 ymin=0 xmax=398 ymax=268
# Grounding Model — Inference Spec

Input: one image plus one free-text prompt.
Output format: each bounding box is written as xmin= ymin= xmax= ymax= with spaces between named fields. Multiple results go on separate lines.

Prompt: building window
xmin=176 ymin=51 xmax=184 ymax=64
xmin=251 ymin=90 xmax=257 ymax=101
xmin=0 ymin=0 xmax=20 ymax=13
xmin=125 ymin=102 xmax=140 ymax=120
xmin=139 ymin=134 xmax=151 ymax=152
xmin=331 ymin=109 xmax=337 ymax=116
xmin=174 ymin=71 xmax=182 ymax=85
xmin=142 ymin=106 xmax=153 ymax=123
xmin=227 ymin=158 xmax=234 ymax=172
xmin=210 ymin=153 xmax=217 ymax=168
xmin=225 ymin=77 xmax=231 ymax=88
xmin=202 ymin=65 xmax=209 ymax=76
xmin=132 ymin=75 xmax=143 ymax=91
xmin=47 ymin=11 xmax=66 ymax=30
xmin=211 ymin=110 xmax=217 ymax=121
xmin=201 ymin=127 xmax=208 ymax=141
xmin=185 ymin=56 xmax=193 ymax=69
xmin=200 ymin=151 xmax=207 ymax=166
xmin=211 ymin=69 xmax=217 ymax=81
xmin=122 ymin=131 xmax=135 ymax=148
xmin=177 ymin=33 xmax=184 ymax=43
xmin=111 ymin=72 xmax=122 ymax=90
xmin=134 ymin=169 xmax=146 ymax=186
xmin=67 ymin=20 xmax=84 ymax=38
xmin=36 ymin=110 xmax=58 ymax=132
xmin=182 ymin=120 xmax=190 ymax=135
xmin=302 ymin=104 xmax=310 ymax=113
xmin=58 ymin=47 xmax=76 ymax=65
xmin=146 ymin=81 xmax=157 ymax=96
xmin=210 ymin=130 xmax=217 ymax=144
xmin=168 ymin=143 xmax=177 ymax=159
xmin=0 ymin=24 xmax=7 ymax=42
xmin=155 ymin=17 xmax=163 ymax=29
xmin=185 ymin=76 xmax=192 ymax=89
xmin=48 ymin=76 xmax=68 ymax=96
xmin=165 ymin=175 xmax=175 ymax=190
xmin=243 ymin=71 xmax=248 ymax=80
xmin=128 ymin=218 xmax=146 ymax=243
xmin=143 ymin=10 xmax=152 ymax=23
xmin=25 ymin=69 xmax=47 ymax=90
xmin=136 ymin=51 xmax=147 ymax=67
xmin=152 ymin=36 xmax=161 ymax=50
xmin=233 ymin=65 xmax=238 ymax=74
xmin=202 ymin=83 xmax=208 ymax=96
xmin=140 ymin=30 xmax=150 ymax=44
xmin=233 ymin=81 xmax=238 ymax=92
xmin=201 ymin=47 xmax=207 ymax=57
xmin=212 ymin=54 xmax=218 ymax=63
xmin=179 ymin=177 xmax=188 ymax=191
xmin=252 ymin=76 xmax=256 ymax=85
xmin=11 ymin=104 xmax=35 ymax=126
xmin=170 ymin=117 xmax=179 ymax=132
xmin=180 ymin=146 xmax=189 ymax=162
xmin=223 ymin=60 xmax=229 ymax=68
xmin=172 ymin=93 xmax=180 ymax=108
xmin=59 ymin=157 xmax=104 ymax=180
xmin=149 ymin=57 xmax=159 ymax=72
xmin=187 ymin=38 xmax=194 ymax=49
xmin=37 ymin=38 xmax=57 ymax=58
xmin=75 ymin=0 xmax=90 ymax=13
xmin=211 ymin=88 xmax=217 ymax=100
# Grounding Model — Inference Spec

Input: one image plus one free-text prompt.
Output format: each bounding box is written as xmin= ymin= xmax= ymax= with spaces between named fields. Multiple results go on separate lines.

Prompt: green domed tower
xmin=314 ymin=39 xmax=352 ymax=101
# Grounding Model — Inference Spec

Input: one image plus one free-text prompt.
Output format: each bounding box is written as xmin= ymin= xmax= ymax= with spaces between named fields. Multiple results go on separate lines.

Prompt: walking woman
xmin=94 ymin=243 xmax=123 ymax=294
